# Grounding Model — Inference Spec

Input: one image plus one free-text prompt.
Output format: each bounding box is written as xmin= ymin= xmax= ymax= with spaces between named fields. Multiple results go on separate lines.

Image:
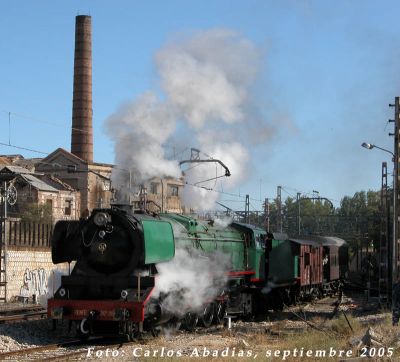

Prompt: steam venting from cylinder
xmin=71 ymin=15 xmax=93 ymax=163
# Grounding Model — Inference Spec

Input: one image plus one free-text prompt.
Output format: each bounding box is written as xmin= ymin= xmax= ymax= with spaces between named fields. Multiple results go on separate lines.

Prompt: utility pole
xmin=139 ymin=185 xmax=147 ymax=211
xmin=245 ymin=194 xmax=250 ymax=224
xmin=297 ymin=192 xmax=301 ymax=235
xmin=379 ymin=162 xmax=390 ymax=306
xmin=277 ymin=186 xmax=282 ymax=232
xmin=264 ymin=198 xmax=270 ymax=232
xmin=391 ymin=97 xmax=400 ymax=298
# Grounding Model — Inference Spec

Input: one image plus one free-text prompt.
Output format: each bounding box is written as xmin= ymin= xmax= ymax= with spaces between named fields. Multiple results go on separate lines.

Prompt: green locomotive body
xmin=47 ymin=206 xmax=346 ymax=339
xmin=48 ymin=207 xmax=271 ymax=338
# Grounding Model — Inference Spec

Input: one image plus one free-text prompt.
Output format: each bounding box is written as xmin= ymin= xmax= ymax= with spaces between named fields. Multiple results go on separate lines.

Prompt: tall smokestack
xmin=71 ymin=15 xmax=93 ymax=163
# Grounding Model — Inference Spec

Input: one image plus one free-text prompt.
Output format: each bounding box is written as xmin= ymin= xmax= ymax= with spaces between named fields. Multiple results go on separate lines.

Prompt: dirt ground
xmin=79 ymin=292 xmax=400 ymax=361
xmin=2 ymin=292 xmax=400 ymax=361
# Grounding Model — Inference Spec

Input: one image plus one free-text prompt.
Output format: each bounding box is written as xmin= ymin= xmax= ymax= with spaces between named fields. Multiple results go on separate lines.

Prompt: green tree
xmin=263 ymin=189 xmax=381 ymax=250
xmin=21 ymin=203 xmax=53 ymax=224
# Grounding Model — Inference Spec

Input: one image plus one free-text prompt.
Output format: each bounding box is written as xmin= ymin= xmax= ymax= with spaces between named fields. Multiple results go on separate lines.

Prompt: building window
xmin=167 ymin=185 xmax=179 ymax=197
xmin=65 ymin=199 xmax=72 ymax=216
xmin=46 ymin=199 xmax=53 ymax=213
xmin=150 ymin=182 xmax=158 ymax=195
xmin=102 ymin=180 xmax=110 ymax=191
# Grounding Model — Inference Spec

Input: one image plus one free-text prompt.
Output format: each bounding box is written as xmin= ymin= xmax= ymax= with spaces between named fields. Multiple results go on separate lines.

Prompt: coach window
xmin=304 ymin=252 xmax=310 ymax=266
xmin=256 ymin=234 xmax=266 ymax=249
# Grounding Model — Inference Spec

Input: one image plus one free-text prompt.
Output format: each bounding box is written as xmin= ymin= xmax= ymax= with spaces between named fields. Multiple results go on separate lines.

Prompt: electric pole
xmin=264 ymin=198 xmax=270 ymax=232
xmin=389 ymin=97 xmax=400 ymax=304
xmin=394 ymin=97 xmax=400 ymax=287
xmin=245 ymin=194 xmax=250 ymax=224
xmin=297 ymin=192 xmax=301 ymax=235
xmin=277 ymin=186 xmax=282 ymax=232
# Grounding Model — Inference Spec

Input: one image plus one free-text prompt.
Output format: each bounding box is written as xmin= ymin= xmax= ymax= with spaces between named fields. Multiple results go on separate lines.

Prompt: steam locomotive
xmin=48 ymin=205 xmax=347 ymax=339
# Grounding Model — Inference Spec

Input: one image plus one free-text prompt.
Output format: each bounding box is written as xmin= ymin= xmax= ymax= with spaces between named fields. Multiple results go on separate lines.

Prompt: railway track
xmin=0 ymin=292 xmax=365 ymax=361
xmin=0 ymin=309 xmax=47 ymax=324
xmin=0 ymin=337 xmax=113 ymax=361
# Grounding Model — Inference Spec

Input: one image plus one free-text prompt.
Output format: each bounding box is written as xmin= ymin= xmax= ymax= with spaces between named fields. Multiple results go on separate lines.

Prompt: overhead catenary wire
xmin=1 ymin=110 xmax=343 ymax=207
xmin=281 ymin=184 xmax=340 ymax=206
xmin=184 ymin=181 xmax=272 ymax=204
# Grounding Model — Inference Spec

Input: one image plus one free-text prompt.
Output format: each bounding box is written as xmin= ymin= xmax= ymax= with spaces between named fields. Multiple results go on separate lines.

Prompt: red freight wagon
xmin=290 ymin=239 xmax=323 ymax=287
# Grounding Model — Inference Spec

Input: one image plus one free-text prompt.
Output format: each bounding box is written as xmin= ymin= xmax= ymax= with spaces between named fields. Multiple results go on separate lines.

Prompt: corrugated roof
xmin=0 ymin=157 xmax=11 ymax=165
xmin=20 ymin=174 xmax=58 ymax=192
xmin=36 ymin=174 xmax=76 ymax=191
xmin=0 ymin=165 xmax=33 ymax=174
xmin=289 ymin=235 xmax=347 ymax=247
xmin=315 ymin=236 xmax=347 ymax=247
xmin=289 ymin=238 xmax=321 ymax=246
xmin=270 ymin=232 xmax=289 ymax=241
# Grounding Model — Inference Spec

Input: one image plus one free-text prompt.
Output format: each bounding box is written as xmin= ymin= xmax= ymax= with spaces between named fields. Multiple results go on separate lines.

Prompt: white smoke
xmin=182 ymin=135 xmax=250 ymax=210
xmin=106 ymin=28 xmax=266 ymax=210
xmin=152 ymin=248 xmax=230 ymax=316
xmin=156 ymin=29 xmax=260 ymax=128
xmin=105 ymin=92 xmax=181 ymax=192
xmin=213 ymin=215 xmax=233 ymax=228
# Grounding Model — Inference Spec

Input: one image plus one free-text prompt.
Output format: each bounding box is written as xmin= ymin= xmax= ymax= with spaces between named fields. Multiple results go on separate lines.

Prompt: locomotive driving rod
xmin=179 ymin=159 xmax=231 ymax=177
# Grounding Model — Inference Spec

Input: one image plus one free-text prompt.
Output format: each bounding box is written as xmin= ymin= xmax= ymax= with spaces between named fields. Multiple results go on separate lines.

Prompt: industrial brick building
xmin=35 ymin=148 xmax=112 ymax=216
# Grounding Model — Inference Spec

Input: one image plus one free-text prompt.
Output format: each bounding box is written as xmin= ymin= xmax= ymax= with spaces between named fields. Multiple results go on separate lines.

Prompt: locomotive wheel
xmin=182 ymin=312 xmax=198 ymax=331
xmin=311 ymin=288 xmax=320 ymax=301
xmin=76 ymin=320 xmax=90 ymax=341
xmin=150 ymin=326 xmax=161 ymax=337
xmin=200 ymin=304 xmax=214 ymax=328
xmin=213 ymin=302 xmax=226 ymax=325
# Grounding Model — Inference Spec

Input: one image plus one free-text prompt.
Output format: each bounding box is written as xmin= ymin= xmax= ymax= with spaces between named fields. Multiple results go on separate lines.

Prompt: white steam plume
xmin=152 ymin=248 xmax=230 ymax=316
xmin=106 ymin=28 xmax=265 ymax=210
xmin=213 ymin=215 xmax=233 ymax=228
xmin=105 ymin=92 xmax=181 ymax=193
xmin=182 ymin=135 xmax=250 ymax=210
xmin=156 ymin=28 xmax=261 ymax=128
xmin=155 ymin=29 xmax=259 ymax=210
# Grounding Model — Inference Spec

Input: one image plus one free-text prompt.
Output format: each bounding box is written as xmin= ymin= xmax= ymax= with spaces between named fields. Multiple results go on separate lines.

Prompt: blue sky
xmin=0 ymin=1 xmax=399 ymax=211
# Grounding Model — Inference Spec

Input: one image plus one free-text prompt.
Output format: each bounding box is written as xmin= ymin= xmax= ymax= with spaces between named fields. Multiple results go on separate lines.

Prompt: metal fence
xmin=1 ymin=221 xmax=52 ymax=248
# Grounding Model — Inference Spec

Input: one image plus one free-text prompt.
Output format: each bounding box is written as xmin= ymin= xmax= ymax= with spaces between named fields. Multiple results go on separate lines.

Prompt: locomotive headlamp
xmin=93 ymin=212 xmax=110 ymax=227
xmin=121 ymin=290 xmax=128 ymax=299
xmin=59 ymin=288 xmax=66 ymax=297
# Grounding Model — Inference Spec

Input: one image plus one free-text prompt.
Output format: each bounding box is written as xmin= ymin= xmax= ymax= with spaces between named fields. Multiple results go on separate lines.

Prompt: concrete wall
xmin=6 ymin=246 xmax=69 ymax=304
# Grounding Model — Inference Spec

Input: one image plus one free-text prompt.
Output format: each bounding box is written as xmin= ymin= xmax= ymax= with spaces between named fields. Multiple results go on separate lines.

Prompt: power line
xmin=0 ymin=142 xmax=49 ymax=155
xmin=1 ymin=110 xmax=90 ymax=135
xmin=281 ymin=187 xmax=294 ymax=198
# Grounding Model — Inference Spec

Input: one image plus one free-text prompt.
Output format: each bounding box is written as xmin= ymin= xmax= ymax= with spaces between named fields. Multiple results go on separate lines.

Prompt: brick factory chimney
xmin=71 ymin=15 xmax=93 ymax=163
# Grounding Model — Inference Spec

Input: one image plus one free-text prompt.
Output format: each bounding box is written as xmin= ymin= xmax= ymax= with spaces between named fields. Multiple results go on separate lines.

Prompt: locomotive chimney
xmin=71 ymin=15 xmax=93 ymax=163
